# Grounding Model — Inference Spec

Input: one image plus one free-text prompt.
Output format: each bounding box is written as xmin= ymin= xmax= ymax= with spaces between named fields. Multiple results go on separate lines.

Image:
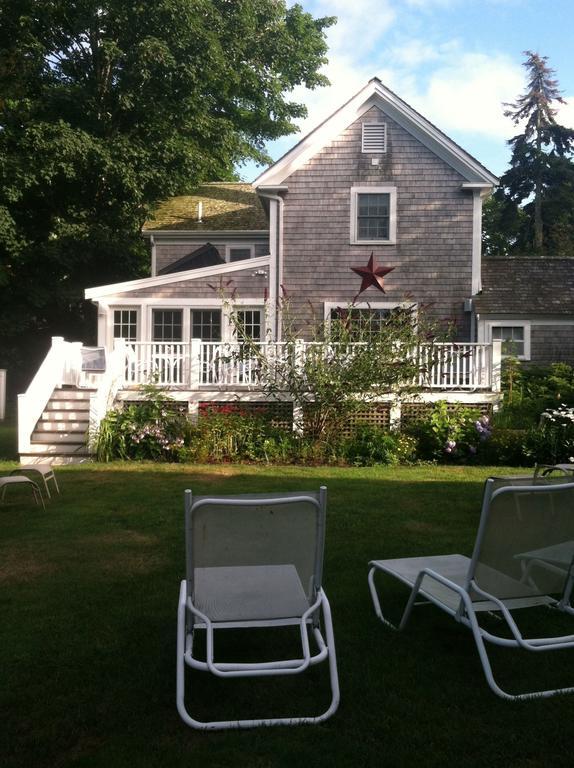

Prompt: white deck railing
xmin=123 ymin=340 xmax=501 ymax=392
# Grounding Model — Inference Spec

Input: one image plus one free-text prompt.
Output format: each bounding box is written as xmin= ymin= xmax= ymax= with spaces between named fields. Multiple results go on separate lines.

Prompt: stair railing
xmin=17 ymin=337 xmax=82 ymax=455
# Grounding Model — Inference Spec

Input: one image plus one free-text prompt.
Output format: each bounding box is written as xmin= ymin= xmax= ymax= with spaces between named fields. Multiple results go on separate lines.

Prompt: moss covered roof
xmin=143 ymin=183 xmax=268 ymax=232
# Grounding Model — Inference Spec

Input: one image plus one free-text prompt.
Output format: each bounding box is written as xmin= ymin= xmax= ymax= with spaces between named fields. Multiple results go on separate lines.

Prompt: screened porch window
xmin=152 ymin=309 xmax=183 ymax=342
xmin=113 ymin=309 xmax=138 ymax=342
xmin=329 ymin=307 xmax=391 ymax=340
xmin=236 ymin=309 xmax=262 ymax=341
xmin=192 ymin=310 xmax=221 ymax=341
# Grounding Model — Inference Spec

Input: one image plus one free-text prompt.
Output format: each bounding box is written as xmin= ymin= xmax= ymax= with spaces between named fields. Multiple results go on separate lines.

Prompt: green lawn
xmin=1 ymin=462 xmax=573 ymax=768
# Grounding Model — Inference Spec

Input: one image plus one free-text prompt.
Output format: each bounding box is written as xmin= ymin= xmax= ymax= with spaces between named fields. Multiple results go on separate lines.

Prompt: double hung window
xmin=350 ymin=186 xmax=397 ymax=244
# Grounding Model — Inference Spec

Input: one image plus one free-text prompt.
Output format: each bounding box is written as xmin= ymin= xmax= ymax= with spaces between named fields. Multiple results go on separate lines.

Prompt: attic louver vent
xmin=362 ymin=123 xmax=386 ymax=153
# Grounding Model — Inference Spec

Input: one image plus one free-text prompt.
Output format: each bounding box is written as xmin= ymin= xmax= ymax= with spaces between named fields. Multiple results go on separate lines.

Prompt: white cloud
xmin=403 ymin=53 xmax=525 ymax=138
xmin=557 ymin=98 xmax=574 ymax=129
xmin=311 ymin=0 xmax=396 ymax=56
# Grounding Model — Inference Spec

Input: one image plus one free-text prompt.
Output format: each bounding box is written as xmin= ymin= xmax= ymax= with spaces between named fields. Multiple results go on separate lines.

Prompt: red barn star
xmin=351 ymin=252 xmax=395 ymax=295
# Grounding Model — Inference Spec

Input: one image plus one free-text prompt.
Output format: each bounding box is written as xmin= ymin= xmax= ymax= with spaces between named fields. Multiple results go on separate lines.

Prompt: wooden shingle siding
xmin=281 ymin=106 xmax=473 ymax=339
xmin=122 ymin=267 xmax=265 ymax=299
xmin=530 ymin=326 xmax=574 ymax=365
xmin=156 ymin=238 xmax=269 ymax=274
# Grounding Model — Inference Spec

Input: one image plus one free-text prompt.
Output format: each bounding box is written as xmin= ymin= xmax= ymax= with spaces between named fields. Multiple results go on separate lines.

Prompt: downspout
xmin=257 ymin=190 xmax=284 ymax=341
xmin=150 ymin=235 xmax=157 ymax=277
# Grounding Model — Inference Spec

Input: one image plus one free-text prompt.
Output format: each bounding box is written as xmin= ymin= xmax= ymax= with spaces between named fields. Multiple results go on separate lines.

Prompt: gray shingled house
xmin=20 ymin=78 xmax=571 ymax=462
xmin=475 ymin=258 xmax=574 ymax=364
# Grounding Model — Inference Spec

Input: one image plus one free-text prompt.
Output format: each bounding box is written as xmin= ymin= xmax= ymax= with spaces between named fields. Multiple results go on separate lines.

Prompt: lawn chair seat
xmin=10 ymin=463 xmax=59 ymax=499
xmin=368 ymin=481 xmax=574 ymax=700
xmin=0 ymin=476 xmax=45 ymax=510
xmin=177 ymin=487 xmax=340 ymax=730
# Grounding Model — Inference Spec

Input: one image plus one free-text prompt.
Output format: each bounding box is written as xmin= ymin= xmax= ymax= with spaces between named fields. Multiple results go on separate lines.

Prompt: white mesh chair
xmin=368 ymin=480 xmax=574 ymax=700
xmin=177 ymin=487 xmax=340 ymax=729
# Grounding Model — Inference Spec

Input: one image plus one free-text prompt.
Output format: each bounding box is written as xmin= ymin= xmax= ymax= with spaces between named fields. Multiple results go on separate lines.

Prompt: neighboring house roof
xmin=157 ymin=243 xmax=224 ymax=275
xmin=255 ymin=77 xmax=499 ymax=188
xmin=474 ymin=258 xmax=574 ymax=315
xmin=143 ymin=183 xmax=268 ymax=232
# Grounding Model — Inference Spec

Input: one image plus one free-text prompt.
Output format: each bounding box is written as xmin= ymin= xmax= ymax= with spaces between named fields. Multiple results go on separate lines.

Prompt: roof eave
xmin=254 ymin=78 xmax=498 ymax=188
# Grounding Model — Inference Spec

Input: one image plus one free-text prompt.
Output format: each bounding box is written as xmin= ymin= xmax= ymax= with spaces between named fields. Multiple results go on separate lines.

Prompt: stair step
xmin=23 ymin=443 xmax=90 ymax=456
xmin=19 ymin=453 xmax=90 ymax=465
xmin=36 ymin=420 xmax=89 ymax=432
xmin=39 ymin=410 xmax=90 ymax=421
xmin=52 ymin=388 xmax=95 ymax=400
xmin=31 ymin=433 xmax=88 ymax=444
xmin=45 ymin=401 xmax=90 ymax=412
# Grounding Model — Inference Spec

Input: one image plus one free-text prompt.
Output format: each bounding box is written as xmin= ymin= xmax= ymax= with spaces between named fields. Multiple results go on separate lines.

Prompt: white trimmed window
xmin=325 ymin=301 xmax=415 ymax=340
xmin=191 ymin=309 xmax=222 ymax=341
xmin=236 ymin=309 xmax=263 ymax=341
xmin=362 ymin=123 xmax=386 ymax=153
xmin=350 ymin=186 xmax=397 ymax=244
xmin=225 ymin=244 xmax=255 ymax=262
xmin=113 ymin=308 xmax=138 ymax=341
xmin=489 ymin=322 xmax=531 ymax=360
xmin=152 ymin=309 xmax=183 ymax=342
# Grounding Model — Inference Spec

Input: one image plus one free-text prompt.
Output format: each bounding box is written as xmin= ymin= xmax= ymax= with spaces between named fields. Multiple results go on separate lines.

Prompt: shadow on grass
xmin=1 ymin=464 xmax=573 ymax=768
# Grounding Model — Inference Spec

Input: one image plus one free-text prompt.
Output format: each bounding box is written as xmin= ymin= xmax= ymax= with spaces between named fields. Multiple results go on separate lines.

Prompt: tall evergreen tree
xmin=497 ymin=50 xmax=574 ymax=253
xmin=0 ymin=0 xmax=334 ymax=387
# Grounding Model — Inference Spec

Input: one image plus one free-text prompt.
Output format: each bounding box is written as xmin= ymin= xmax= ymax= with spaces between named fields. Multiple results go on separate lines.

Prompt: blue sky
xmin=239 ymin=0 xmax=574 ymax=182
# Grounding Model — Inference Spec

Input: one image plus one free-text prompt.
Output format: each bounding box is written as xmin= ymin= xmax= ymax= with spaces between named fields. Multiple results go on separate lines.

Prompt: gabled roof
xmin=85 ymin=255 xmax=270 ymax=300
xmin=474 ymin=258 xmax=574 ymax=315
xmin=157 ymin=243 xmax=224 ymax=275
xmin=143 ymin=183 xmax=268 ymax=232
xmin=255 ymin=78 xmax=499 ymax=188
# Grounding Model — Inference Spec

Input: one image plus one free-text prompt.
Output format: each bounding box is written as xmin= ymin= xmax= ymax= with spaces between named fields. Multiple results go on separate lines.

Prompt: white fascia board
xmin=85 ymin=254 xmax=270 ymax=300
xmin=254 ymin=80 xmax=499 ymax=187
xmin=141 ymin=229 xmax=268 ymax=240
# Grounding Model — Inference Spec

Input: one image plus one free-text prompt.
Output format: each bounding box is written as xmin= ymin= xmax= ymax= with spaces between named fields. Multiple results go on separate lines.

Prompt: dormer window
xmin=362 ymin=123 xmax=386 ymax=153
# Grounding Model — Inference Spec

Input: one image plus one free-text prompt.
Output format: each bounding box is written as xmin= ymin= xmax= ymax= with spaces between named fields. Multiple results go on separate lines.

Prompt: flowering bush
xmin=93 ymin=385 xmax=190 ymax=462
xmin=407 ymin=401 xmax=489 ymax=462
xmin=523 ymin=404 xmax=574 ymax=465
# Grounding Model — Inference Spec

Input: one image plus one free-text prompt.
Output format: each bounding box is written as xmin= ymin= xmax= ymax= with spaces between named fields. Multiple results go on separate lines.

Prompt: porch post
xmin=189 ymin=338 xmax=202 ymax=389
xmin=491 ymin=340 xmax=502 ymax=393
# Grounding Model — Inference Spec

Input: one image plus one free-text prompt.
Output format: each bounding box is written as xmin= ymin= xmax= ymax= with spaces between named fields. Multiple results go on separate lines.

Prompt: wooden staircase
xmin=21 ymin=386 xmax=94 ymax=464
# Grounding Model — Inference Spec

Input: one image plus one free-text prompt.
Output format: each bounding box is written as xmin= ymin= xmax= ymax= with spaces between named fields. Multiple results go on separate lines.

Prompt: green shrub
xmin=497 ymin=360 xmax=574 ymax=428
xmin=407 ymin=401 xmax=487 ymax=463
xmin=342 ymin=425 xmax=416 ymax=466
xmin=93 ymin=385 xmax=189 ymax=462
xmin=477 ymin=428 xmax=529 ymax=466
xmin=522 ymin=405 xmax=574 ymax=465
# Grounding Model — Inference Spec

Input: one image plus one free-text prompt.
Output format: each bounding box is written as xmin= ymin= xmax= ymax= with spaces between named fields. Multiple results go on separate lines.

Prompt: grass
xmin=1 ymin=461 xmax=574 ymax=768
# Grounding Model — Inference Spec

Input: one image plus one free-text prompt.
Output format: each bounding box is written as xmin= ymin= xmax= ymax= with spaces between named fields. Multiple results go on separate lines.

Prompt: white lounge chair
xmin=0 ymin=476 xmax=45 ymax=510
xmin=176 ymin=487 xmax=340 ymax=729
xmin=10 ymin=463 xmax=59 ymax=499
xmin=368 ymin=480 xmax=574 ymax=700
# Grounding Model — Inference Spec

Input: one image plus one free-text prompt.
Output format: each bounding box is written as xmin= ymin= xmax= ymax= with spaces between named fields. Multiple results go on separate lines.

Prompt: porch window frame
xmin=225 ymin=244 xmax=255 ymax=263
xmin=350 ymin=186 xmax=397 ymax=245
xmin=151 ymin=307 xmax=184 ymax=343
xmin=324 ymin=301 xmax=417 ymax=337
xmin=111 ymin=306 xmax=139 ymax=343
xmin=487 ymin=320 xmax=531 ymax=361
xmin=234 ymin=306 xmax=265 ymax=342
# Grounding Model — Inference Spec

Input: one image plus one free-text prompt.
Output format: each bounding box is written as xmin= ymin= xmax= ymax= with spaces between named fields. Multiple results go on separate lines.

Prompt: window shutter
xmin=362 ymin=123 xmax=386 ymax=153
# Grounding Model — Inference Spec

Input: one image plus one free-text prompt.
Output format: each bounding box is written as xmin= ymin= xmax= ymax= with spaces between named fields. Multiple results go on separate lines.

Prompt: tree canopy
xmin=0 ymin=0 xmax=334 ymax=386
xmin=485 ymin=51 xmax=574 ymax=257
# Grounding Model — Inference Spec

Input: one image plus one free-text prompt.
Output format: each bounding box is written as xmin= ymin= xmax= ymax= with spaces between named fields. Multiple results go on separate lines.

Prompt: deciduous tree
xmin=0 ymin=0 xmax=333 ymax=387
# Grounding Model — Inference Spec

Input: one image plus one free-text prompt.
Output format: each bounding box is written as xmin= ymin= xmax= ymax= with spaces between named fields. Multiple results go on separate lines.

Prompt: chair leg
xmin=176 ymin=582 xmax=340 ymax=730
